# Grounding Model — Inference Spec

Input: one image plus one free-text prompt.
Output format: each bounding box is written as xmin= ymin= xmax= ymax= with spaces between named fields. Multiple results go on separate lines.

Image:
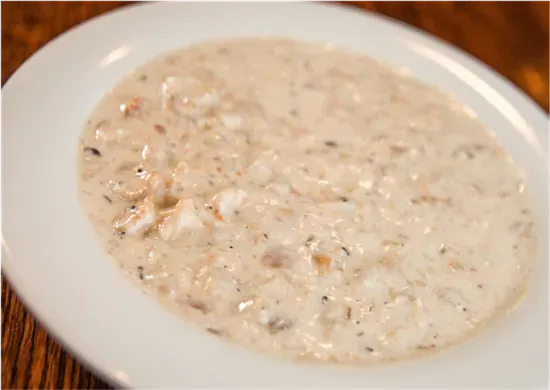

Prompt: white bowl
xmin=2 ymin=2 xmax=548 ymax=388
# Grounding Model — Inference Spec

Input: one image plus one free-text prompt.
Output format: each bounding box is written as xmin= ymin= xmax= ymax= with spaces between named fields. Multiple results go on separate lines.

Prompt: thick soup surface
xmin=79 ymin=38 xmax=537 ymax=364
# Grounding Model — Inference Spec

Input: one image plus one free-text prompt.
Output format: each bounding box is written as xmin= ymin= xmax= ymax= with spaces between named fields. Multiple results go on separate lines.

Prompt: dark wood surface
xmin=2 ymin=2 xmax=548 ymax=389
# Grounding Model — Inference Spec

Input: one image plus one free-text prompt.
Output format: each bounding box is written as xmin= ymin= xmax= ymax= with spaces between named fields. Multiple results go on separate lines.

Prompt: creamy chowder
xmin=79 ymin=38 xmax=537 ymax=365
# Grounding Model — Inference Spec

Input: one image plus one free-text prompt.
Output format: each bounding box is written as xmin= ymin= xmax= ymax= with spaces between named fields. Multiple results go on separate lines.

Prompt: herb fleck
xmin=324 ymin=140 xmax=338 ymax=148
xmin=188 ymin=300 xmax=209 ymax=313
xmin=137 ymin=266 xmax=144 ymax=280
xmin=341 ymin=246 xmax=351 ymax=256
xmin=267 ymin=316 xmax=292 ymax=334
xmin=153 ymin=124 xmax=166 ymax=134
xmin=83 ymin=147 xmax=101 ymax=157
xmin=206 ymin=327 xmax=222 ymax=336
xmin=339 ymin=196 xmax=349 ymax=202
xmin=366 ymin=347 xmax=374 ymax=352
xmin=102 ymin=195 xmax=112 ymax=203
xmin=321 ymin=296 xmax=329 ymax=304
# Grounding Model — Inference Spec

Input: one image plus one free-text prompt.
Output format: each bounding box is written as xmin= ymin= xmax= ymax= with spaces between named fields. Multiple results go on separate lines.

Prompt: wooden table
xmin=2 ymin=2 xmax=548 ymax=389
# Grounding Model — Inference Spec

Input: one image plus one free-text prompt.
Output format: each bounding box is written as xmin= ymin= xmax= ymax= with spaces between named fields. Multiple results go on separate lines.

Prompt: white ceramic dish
xmin=2 ymin=2 xmax=548 ymax=388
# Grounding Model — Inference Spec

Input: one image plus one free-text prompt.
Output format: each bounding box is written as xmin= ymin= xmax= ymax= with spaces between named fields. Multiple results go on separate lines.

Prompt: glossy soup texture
xmin=79 ymin=38 xmax=537 ymax=364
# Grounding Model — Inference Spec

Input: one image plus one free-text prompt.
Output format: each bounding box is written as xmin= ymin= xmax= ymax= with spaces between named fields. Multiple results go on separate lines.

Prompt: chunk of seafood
xmin=109 ymin=177 xmax=148 ymax=202
xmin=120 ymin=96 xmax=143 ymax=118
xmin=110 ymin=171 xmax=169 ymax=202
xmin=211 ymin=188 xmax=247 ymax=221
xmin=146 ymin=172 xmax=169 ymax=200
xmin=141 ymin=144 xmax=171 ymax=171
xmin=113 ymin=196 xmax=157 ymax=236
xmin=158 ymin=199 xmax=204 ymax=241
xmin=161 ymin=76 xmax=221 ymax=117
xmin=220 ymin=114 xmax=243 ymax=130
xmin=194 ymin=91 xmax=220 ymax=113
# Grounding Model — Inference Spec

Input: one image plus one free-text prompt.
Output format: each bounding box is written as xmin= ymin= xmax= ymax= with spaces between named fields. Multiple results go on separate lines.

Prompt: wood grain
xmin=2 ymin=2 xmax=548 ymax=389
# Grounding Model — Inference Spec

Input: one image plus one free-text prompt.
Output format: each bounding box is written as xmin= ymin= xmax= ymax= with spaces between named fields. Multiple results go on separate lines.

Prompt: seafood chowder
xmin=79 ymin=38 xmax=537 ymax=365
